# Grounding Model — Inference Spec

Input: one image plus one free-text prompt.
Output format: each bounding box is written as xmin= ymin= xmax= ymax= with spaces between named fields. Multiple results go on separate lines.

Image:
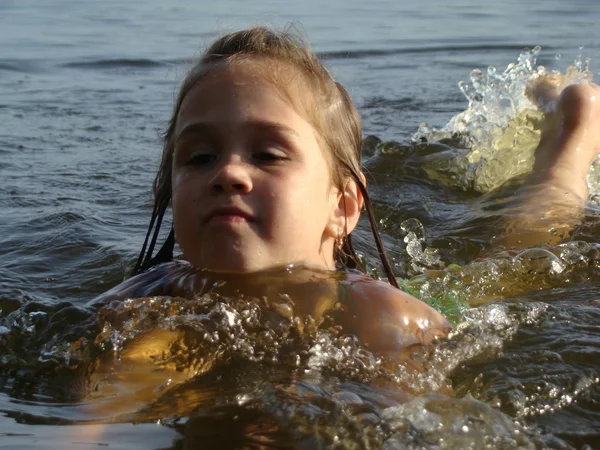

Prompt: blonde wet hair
xmin=135 ymin=26 xmax=398 ymax=287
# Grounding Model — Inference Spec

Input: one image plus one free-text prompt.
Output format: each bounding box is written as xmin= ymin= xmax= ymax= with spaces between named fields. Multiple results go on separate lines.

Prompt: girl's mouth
xmin=205 ymin=206 xmax=254 ymax=224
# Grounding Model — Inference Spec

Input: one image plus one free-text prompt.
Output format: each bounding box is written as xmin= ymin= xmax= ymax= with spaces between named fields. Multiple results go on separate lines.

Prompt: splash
xmin=0 ymin=279 xmax=588 ymax=447
xmin=399 ymin=238 xmax=600 ymax=308
xmin=412 ymin=47 xmax=596 ymax=194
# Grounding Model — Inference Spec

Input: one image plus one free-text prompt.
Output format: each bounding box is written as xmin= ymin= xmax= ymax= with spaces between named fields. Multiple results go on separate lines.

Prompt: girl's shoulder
xmin=88 ymin=260 xmax=194 ymax=308
xmin=338 ymin=271 xmax=452 ymax=353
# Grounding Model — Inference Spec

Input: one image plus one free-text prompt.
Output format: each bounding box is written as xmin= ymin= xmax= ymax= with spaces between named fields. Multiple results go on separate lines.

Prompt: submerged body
xmin=91 ymin=261 xmax=451 ymax=359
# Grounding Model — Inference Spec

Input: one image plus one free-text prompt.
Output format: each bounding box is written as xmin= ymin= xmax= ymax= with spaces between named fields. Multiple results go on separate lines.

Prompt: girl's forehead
xmin=174 ymin=61 xmax=328 ymax=150
xmin=177 ymin=70 xmax=296 ymax=127
xmin=182 ymin=59 xmax=317 ymax=122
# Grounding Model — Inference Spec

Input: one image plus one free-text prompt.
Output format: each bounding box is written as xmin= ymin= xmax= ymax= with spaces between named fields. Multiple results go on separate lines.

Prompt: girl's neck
xmin=172 ymin=261 xmax=344 ymax=313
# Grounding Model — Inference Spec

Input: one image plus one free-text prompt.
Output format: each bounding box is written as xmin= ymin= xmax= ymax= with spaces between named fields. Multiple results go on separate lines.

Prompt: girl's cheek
xmin=172 ymin=172 xmax=191 ymax=196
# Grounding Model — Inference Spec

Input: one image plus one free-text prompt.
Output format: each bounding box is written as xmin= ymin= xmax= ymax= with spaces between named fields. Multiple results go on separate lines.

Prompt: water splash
xmin=412 ymin=47 xmax=595 ymax=194
xmin=401 ymin=218 xmax=443 ymax=273
xmin=0 ymin=276 xmax=592 ymax=447
xmin=400 ymin=239 xmax=600 ymax=308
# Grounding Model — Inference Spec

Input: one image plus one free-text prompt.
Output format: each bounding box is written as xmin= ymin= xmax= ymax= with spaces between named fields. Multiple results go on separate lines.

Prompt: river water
xmin=1 ymin=1 xmax=600 ymax=449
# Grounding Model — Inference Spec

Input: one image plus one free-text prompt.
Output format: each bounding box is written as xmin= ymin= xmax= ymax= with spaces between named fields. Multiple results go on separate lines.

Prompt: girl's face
xmin=171 ymin=62 xmax=343 ymax=273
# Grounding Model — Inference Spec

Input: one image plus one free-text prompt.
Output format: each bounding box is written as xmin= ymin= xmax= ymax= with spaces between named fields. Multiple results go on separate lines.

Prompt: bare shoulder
xmin=339 ymin=272 xmax=452 ymax=355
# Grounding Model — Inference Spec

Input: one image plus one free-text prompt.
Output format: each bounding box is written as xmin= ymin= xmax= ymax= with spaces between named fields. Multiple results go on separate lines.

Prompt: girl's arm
xmin=340 ymin=275 xmax=452 ymax=359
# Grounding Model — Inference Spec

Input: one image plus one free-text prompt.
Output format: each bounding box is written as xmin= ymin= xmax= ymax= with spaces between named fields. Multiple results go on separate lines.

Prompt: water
xmin=1 ymin=0 xmax=600 ymax=448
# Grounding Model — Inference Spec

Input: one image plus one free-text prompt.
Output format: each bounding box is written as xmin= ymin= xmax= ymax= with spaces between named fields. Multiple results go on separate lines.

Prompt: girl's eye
xmin=252 ymin=141 xmax=288 ymax=163
xmin=253 ymin=151 xmax=285 ymax=163
xmin=187 ymin=153 xmax=216 ymax=166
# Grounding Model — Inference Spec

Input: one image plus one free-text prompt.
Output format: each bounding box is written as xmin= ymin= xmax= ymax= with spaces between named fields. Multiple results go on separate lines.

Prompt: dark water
xmin=1 ymin=1 xmax=600 ymax=448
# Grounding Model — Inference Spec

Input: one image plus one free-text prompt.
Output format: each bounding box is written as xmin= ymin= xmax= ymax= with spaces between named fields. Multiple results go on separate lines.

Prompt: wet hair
xmin=135 ymin=26 xmax=398 ymax=288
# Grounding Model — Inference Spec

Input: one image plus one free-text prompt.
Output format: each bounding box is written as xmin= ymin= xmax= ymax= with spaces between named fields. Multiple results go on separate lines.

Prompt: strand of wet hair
xmin=145 ymin=199 xmax=168 ymax=265
xmin=347 ymin=165 xmax=399 ymax=289
xmin=134 ymin=196 xmax=170 ymax=274
xmin=133 ymin=200 xmax=161 ymax=274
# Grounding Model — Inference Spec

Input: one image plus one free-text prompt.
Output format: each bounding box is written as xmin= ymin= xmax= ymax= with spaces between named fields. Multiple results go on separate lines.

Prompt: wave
xmin=0 ymin=60 xmax=43 ymax=73
xmin=61 ymin=58 xmax=167 ymax=69
xmin=318 ymin=44 xmax=529 ymax=61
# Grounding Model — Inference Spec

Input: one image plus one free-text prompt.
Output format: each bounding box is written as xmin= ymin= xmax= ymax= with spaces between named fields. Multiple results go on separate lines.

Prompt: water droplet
xmin=470 ymin=69 xmax=484 ymax=91
xmin=458 ymin=80 xmax=470 ymax=101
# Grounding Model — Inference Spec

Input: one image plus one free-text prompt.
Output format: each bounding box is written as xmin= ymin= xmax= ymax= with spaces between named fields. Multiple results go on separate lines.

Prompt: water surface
xmin=1 ymin=1 xmax=600 ymax=448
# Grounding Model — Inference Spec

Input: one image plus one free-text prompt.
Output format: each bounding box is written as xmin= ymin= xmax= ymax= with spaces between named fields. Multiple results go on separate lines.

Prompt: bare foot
xmin=496 ymin=78 xmax=600 ymax=247
xmin=528 ymin=79 xmax=600 ymax=201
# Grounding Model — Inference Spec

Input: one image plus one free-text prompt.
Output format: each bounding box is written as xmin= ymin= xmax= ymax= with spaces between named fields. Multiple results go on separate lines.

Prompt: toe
xmin=556 ymin=83 xmax=600 ymax=131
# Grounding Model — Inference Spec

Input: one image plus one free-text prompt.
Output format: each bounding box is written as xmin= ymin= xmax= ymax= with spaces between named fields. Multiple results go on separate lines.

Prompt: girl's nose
xmin=209 ymin=159 xmax=253 ymax=194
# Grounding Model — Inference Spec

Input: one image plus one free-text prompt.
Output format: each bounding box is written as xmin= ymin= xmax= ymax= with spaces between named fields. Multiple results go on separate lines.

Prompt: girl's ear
xmin=328 ymin=172 xmax=365 ymax=238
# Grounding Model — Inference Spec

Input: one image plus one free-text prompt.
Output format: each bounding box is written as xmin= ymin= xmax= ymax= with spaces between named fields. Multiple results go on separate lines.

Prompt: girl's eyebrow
xmin=175 ymin=122 xmax=221 ymax=144
xmin=175 ymin=120 xmax=300 ymax=143
xmin=246 ymin=120 xmax=301 ymax=139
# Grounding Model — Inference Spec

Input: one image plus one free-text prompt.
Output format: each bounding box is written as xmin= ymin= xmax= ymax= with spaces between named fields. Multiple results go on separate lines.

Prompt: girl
xmin=91 ymin=27 xmax=453 ymax=359
xmin=76 ymin=29 xmax=600 ymax=440
xmin=91 ymin=27 xmax=600 ymax=359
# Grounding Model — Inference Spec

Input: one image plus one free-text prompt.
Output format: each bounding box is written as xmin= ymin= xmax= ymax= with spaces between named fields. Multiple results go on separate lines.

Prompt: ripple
xmin=61 ymin=58 xmax=167 ymax=69
xmin=0 ymin=60 xmax=43 ymax=73
xmin=318 ymin=44 xmax=527 ymax=61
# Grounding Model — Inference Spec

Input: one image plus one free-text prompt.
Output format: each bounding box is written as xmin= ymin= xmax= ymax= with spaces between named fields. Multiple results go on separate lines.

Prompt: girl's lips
xmin=208 ymin=214 xmax=250 ymax=225
xmin=205 ymin=207 xmax=254 ymax=224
